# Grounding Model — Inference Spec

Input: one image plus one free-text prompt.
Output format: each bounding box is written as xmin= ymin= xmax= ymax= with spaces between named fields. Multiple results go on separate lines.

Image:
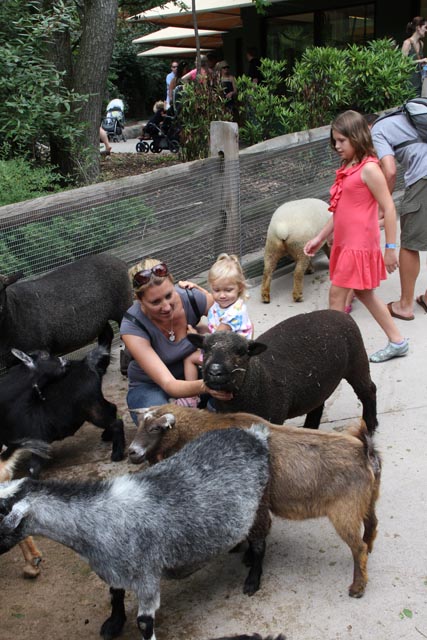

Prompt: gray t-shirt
xmin=120 ymin=286 xmax=206 ymax=387
xmin=371 ymin=113 xmax=427 ymax=188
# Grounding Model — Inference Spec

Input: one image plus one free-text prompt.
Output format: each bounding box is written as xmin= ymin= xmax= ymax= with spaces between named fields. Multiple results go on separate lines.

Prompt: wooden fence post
xmin=210 ymin=121 xmax=241 ymax=257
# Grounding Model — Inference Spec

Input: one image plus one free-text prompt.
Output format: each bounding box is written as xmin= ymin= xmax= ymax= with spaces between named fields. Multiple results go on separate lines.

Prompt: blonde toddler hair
xmin=153 ymin=100 xmax=165 ymax=113
xmin=208 ymin=253 xmax=249 ymax=299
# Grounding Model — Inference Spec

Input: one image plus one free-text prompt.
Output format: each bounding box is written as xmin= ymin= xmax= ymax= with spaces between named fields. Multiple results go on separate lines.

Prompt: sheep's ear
xmin=187 ymin=333 xmax=204 ymax=350
xmin=247 ymin=341 xmax=268 ymax=357
xmin=11 ymin=349 xmax=36 ymax=369
xmin=2 ymin=271 xmax=24 ymax=287
xmin=131 ymin=408 xmax=150 ymax=415
xmin=147 ymin=414 xmax=176 ymax=433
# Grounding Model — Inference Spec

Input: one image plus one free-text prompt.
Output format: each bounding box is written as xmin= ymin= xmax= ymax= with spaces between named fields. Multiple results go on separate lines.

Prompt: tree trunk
xmin=73 ymin=0 xmax=118 ymax=183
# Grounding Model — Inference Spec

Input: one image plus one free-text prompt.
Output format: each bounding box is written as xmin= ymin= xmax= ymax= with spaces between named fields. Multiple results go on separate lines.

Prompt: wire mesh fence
xmin=0 ymin=125 xmax=404 ymax=367
xmin=0 ymin=128 xmax=404 ymax=283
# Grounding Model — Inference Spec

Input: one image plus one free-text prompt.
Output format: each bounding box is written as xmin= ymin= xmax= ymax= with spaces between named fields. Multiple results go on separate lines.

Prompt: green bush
xmin=178 ymin=78 xmax=233 ymax=161
xmin=287 ymin=46 xmax=352 ymax=129
xmin=345 ymin=39 xmax=415 ymax=112
xmin=0 ymin=158 xmax=62 ymax=206
xmin=0 ymin=198 xmax=154 ymax=276
xmin=237 ymin=39 xmax=415 ymax=144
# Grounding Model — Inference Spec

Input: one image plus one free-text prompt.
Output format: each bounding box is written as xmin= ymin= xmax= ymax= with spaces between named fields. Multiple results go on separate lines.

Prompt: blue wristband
xmin=385 ymin=243 xmax=396 ymax=249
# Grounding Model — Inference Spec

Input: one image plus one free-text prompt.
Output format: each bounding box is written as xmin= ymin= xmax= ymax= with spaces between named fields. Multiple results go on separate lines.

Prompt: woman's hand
xmin=201 ymin=380 xmax=233 ymax=402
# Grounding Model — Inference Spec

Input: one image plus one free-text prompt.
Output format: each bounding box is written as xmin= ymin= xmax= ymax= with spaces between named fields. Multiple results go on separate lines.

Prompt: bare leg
xmin=329 ymin=284 xmax=351 ymax=311
xmin=388 ymin=248 xmax=420 ymax=318
xmin=355 ymin=289 xmax=404 ymax=343
xmin=100 ymin=127 xmax=112 ymax=154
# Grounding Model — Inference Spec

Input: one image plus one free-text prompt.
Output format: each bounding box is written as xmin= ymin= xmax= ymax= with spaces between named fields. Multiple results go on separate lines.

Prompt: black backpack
xmin=374 ymin=97 xmax=427 ymax=150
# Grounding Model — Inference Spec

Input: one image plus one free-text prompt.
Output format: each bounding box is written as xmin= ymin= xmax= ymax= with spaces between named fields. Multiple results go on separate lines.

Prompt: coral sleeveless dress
xmin=328 ymin=156 xmax=386 ymax=290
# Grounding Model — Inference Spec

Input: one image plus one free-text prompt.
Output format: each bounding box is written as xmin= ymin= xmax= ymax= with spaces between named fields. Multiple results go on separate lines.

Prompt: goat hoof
xmin=349 ymin=584 xmax=365 ymax=598
xmin=243 ymin=578 xmax=260 ymax=596
xmin=23 ymin=561 xmax=41 ymax=579
xmin=293 ymin=294 xmax=304 ymax=302
xmin=111 ymin=448 xmax=125 ymax=462
xmin=261 ymin=296 xmax=270 ymax=304
xmin=100 ymin=615 xmax=126 ymax=640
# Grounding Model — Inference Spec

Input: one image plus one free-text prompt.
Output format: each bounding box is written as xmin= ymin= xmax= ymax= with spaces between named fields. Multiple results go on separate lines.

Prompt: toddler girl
xmin=304 ymin=110 xmax=408 ymax=363
xmin=178 ymin=253 xmax=253 ymax=405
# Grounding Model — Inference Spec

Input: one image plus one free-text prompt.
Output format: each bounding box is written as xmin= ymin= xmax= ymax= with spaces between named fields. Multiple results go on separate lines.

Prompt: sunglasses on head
xmin=132 ymin=263 xmax=169 ymax=288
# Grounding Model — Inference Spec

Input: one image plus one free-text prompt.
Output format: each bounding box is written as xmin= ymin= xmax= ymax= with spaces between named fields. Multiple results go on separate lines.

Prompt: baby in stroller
xmin=101 ymin=98 xmax=126 ymax=142
xmin=142 ymin=100 xmax=167 ymax=151
xmin=137 ymin=100 xmax=180 ymax=154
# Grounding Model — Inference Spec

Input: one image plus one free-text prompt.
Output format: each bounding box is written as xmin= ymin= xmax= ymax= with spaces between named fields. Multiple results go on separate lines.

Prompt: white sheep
xmin=261 ymin=198 xmax=331 ymax=303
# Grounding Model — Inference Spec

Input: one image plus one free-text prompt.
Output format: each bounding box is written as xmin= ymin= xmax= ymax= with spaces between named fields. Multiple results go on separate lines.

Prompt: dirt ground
xmin=99 ymin=152 xmax=182 ymax=181
xmin=1 ymin=358 xmax=264 ymax=640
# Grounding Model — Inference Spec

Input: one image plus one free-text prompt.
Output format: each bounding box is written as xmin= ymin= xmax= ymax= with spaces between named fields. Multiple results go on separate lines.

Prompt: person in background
xmin=304 ymin=110 xmax=408 ymax=363
xmin=401 ymin=16 xmax=427 ymax=96
xmin=246 ymin=46 xmax=263 ymax=84
xmin=165 ymin=61 xmax=178 ymax=109
xmin=182 ymin=54 xmax=209 ymax=83
xmin=217 ymin=60 xmax=238 ymax=112
xmin=99 ymin=127 xmax=112 ymax=155
xmin=371 ymin=105 xmax=427 ymax=321
xmin=142 ymin=101 xmax=166 ymax=151
xmin=168 ymin=60 xmax=189 ymax=115
xmin=206 ymin=52 xmax=219 ymax=75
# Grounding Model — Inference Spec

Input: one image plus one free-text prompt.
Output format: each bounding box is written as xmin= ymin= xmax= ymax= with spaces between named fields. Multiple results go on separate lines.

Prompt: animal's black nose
xmin=206 ymin=363 xmax=224 ymax=377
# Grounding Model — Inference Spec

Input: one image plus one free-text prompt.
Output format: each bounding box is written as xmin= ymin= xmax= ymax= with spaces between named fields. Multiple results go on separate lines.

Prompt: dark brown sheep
xmin=129 ymin=404 xmax=381 ymax=598
xmin=187 ymin=309 xmax=377 ymax=432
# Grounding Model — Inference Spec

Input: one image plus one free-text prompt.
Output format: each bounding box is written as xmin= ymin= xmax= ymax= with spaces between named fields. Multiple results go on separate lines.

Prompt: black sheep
xmin=0 ymin=253 xmax=132 ymax=366
xmin=188 ymin=309 xmax=377 ymax=433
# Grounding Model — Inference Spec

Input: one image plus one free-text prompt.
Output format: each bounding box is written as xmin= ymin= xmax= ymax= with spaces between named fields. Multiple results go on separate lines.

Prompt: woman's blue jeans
xmin=127 ymin=382 xmax=170 ymax=425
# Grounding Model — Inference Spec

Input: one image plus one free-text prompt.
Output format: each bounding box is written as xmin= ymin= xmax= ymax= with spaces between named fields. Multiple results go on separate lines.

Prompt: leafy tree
xmin=0 ymin=0 xmax=118 ymax=184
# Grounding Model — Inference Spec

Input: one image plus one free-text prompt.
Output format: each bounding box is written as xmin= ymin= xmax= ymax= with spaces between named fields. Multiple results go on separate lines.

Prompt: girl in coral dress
xmin=304 ymin=110 xmax=408 ymax=363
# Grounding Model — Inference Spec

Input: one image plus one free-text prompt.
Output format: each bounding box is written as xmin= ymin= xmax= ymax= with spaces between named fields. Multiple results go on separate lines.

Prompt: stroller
xmin=101 ymin=99 xmax=126 ymax=142
xmin=136 ymin=113 xmax=180 ymax=154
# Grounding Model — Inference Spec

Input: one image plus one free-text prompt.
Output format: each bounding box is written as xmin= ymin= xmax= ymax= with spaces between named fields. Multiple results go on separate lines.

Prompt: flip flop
xmin=416 ymin=295 xmax=427 ymax=313
xmin=387 ymin=301 xmax=414 ymax=321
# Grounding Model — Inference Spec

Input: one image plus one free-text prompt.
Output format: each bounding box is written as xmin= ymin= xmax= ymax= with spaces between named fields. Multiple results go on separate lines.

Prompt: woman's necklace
xmin=168 ymin=319 xmax=176 ymax=342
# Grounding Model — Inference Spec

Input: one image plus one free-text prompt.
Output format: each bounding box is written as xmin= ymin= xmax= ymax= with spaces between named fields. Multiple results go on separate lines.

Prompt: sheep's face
xmin=128 ymin=408 xmax=177 ymax=464
xmin=188 ymin=332 xmax=267 ymax=392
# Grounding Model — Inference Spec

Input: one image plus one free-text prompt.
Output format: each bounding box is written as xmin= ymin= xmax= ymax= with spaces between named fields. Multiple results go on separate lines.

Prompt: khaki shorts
xmin=400 ymin=177 xmax=427 ymax=251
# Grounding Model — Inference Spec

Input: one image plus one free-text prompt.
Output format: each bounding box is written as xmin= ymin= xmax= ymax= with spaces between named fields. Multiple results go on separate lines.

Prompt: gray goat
xmin=0 ymin=253 xmax=132 ymax=365
xmin=188 ymin=309 xmax=377 ymax=433
xmin=0 ymin=426 xmax=271 ymax=640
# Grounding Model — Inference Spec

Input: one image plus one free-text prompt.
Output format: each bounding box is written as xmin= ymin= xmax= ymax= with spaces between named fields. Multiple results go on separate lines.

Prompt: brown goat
xmin=129 ymin=405 xmax=381 ymax=598
xmin=0 ymin=449 xmax=42 ymax=577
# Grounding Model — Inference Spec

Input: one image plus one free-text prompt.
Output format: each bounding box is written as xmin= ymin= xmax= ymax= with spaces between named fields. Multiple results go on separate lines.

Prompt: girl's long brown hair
xmin=330 ymin=110 xmax=376 ymax=163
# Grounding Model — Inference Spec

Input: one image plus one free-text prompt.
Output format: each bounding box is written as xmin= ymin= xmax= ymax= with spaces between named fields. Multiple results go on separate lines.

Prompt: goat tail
xmin=0 ymin=440 xmax=50 ymax=482
xmin=352 ymin=420 xmax=381 ymax=479
xmin=87 ymin=323 xmax=114 ymax=375
xmin=5 ymin=440 xmax=51 ymax=460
